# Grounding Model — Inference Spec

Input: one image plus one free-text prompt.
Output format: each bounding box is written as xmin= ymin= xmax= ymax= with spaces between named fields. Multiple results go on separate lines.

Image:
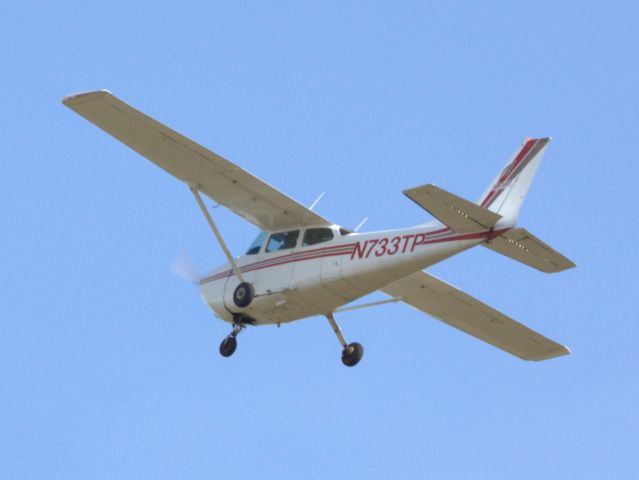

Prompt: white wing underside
xmin=63 ymin=90 xmax=331 ymax=231
xmin=381 ymin=271 xmax=569 ymax=361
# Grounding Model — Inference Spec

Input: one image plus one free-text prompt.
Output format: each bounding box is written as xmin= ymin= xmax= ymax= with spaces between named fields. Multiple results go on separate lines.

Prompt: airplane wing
xmin=62 ymin=90 xmax=331 ymax=231
xmin=381 ymin=270 xmax=570 ymax=361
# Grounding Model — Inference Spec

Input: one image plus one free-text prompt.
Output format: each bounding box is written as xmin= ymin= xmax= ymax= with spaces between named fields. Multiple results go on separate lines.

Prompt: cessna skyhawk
xmin=63 ymin=91 xmax=575 ymax=367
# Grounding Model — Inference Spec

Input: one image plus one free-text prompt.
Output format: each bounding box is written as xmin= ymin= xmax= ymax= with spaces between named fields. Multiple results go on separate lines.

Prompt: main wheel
xmin=341 ymin=342 xmax=364 ymax=367
xmin=219 ymin=335 xmax=237 ymax=357
xmin=233 ymin=282 xmax=255 ymax=308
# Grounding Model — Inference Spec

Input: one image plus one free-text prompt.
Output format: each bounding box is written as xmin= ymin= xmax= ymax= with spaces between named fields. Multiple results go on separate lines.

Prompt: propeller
xmin=171 ymin=250 xmax=201 ymax=285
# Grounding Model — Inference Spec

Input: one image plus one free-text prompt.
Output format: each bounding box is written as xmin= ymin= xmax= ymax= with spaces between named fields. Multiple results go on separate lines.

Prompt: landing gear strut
xmin=326 ymin=312 xmax=364 ymax=367
xmin=219 ymin=322 xmax=245 ymax=358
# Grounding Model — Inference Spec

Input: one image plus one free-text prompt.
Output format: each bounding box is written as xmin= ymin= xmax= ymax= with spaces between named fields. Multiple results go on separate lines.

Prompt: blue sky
xmin=2 ymin=2 xmax=638 ymax=478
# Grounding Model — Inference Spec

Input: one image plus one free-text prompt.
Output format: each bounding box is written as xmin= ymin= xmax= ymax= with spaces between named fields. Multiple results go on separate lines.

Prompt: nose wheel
xmin=326 ymin=312 xmax=364 ymax=367
xmin=219 ymin=322 xmax=245 ymax=358
xmin=219 ymin=335 xmax=237 ymax=357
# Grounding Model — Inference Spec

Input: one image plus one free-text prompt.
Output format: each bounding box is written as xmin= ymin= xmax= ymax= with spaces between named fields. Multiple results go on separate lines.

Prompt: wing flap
xmin=484 ymin=228 xmax=576 ymax=273
xmin=404 ymin=184 xmax=502 ymax=233
xmin=63 ymin=90 xmax=331 ymax=231
xmin=381 ymin=270 xmax=570 ymax=361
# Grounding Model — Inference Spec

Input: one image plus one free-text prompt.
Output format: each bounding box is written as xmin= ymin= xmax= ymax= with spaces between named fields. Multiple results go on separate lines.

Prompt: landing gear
xmin=341 ymin=342 xmax=364 ymax=367
xmin=219 ymin=322 xmax=245 ymax=358
xmin=233 ymin=282 xmax=255 ymax=308
xmin=219 ymin=335 xmax=237 ymax=357
xmin=326 ymin=312 xmax=364 ymax=367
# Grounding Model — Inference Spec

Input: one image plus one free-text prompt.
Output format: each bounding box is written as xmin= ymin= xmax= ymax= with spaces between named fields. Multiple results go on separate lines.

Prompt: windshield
xmin=246 ymin=231 xmax=267 ymax=255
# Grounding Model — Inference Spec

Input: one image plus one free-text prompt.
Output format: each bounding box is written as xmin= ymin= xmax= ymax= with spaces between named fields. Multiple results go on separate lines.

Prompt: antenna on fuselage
xmin=308 ymin=191 xmax=325 ymax=211
xmin=354 ymin=217 xmax=368 ymax=232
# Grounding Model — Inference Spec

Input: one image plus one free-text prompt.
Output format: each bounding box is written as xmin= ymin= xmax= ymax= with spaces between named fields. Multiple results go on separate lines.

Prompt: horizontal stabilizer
xmin=484 ymin=228 xmax=576 ymax=273
xmin=381 ymin=270 xmax=570 ymax=361
xmin=404 ymin=184 xmax=501 ymax=233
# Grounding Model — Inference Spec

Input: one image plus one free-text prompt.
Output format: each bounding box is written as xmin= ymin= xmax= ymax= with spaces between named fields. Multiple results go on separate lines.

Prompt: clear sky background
xmin=2 ymin=2 xmax=638 ymax=478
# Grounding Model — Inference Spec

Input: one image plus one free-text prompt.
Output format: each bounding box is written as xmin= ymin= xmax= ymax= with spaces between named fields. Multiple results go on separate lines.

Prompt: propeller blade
xmin=171 ymin=250 xmax=201 ymax=285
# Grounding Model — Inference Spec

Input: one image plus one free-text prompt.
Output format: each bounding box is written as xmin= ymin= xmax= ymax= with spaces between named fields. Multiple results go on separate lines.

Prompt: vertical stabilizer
xmin=478 ymin=138 xmax=551 ymax=227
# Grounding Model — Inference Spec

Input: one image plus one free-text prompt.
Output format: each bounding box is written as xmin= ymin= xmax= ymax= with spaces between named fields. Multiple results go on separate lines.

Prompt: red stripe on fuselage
xmin=199 ymin=227 xmax=507 ymax=285
xmin=200 ymin=243 xmax=356 ymax=284
xmin=238 ymin=242 xmax=357 ymax=271
xmin=415 ymin=228 xmax=510 ymax=246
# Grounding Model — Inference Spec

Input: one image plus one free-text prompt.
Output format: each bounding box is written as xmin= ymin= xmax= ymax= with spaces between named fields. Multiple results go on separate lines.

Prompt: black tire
xmin=219 ymin=335 xmax=237 ymax=357
xmin=233 ymin=282 xmax=255 ymax=308
xmin=341 ymin=342 xmax=364 ymax=367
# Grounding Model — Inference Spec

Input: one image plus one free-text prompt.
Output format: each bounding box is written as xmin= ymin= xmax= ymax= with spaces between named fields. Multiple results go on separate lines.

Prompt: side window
xmin=246 ymin=231 xmax=267 ymax=255
xmin=303 ymin=228 xmax=334 ymax=247
xmin=265 ymin=230 xmax=300 ymax=252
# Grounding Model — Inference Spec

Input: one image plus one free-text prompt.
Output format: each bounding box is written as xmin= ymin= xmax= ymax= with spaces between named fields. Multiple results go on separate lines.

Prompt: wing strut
xmin=188 ymin=183 xmax=245 ymax=283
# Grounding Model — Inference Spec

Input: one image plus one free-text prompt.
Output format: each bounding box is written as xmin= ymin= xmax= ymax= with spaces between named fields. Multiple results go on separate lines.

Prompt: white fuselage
xmin=199 ymin=222 xmax=504 ymax=325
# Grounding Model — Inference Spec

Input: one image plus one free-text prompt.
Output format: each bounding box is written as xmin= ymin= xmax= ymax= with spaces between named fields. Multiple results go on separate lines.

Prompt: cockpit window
xmin=246 ymin=231 xmax=267 ymax=255
xmin=265 ymin=230 xmax=300 ymax=252
xmin=303 ymin=228 xmax=334 ymax=246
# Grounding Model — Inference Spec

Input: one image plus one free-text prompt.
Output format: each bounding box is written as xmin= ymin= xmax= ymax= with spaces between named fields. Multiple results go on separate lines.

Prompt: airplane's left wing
xmin=63 ymin=90 xmax=331 ymax=231
xmin=381 ymin=270 xmax=570 ymax=361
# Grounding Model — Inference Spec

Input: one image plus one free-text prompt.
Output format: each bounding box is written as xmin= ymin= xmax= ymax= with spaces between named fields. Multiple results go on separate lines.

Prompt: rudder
xmin=478 ymin=138 xmax=551 ymax=227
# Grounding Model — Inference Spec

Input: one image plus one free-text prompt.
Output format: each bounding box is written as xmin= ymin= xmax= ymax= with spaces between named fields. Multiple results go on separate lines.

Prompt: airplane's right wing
xmin=381 ymin=270 xmax=569 ymax=361
xmin=62 ymin=90 xmax=332 ymax=231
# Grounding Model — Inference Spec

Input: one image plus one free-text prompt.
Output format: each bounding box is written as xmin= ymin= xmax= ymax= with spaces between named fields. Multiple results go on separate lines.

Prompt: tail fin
xmin=403 ymin=138 xmax=575 ymax=273
xmin=479 ymin=138 xmax=576 ymax=273
xmin=478 ymin=137 xmax=551 ymax=227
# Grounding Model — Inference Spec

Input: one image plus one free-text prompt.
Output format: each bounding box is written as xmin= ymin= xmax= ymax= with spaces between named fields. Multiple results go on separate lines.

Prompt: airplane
xmin=63 ymin=90 xmax=575 ymax=367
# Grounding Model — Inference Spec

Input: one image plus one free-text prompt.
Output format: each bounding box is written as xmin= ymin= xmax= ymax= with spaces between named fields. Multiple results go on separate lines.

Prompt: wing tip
xmin=540 ymin=259 xmax=577 ymax=273
xmin=62 ymin=89 xmax=112 ymax=107
xmin=523 ymin=345 xmax=571 ymax=361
